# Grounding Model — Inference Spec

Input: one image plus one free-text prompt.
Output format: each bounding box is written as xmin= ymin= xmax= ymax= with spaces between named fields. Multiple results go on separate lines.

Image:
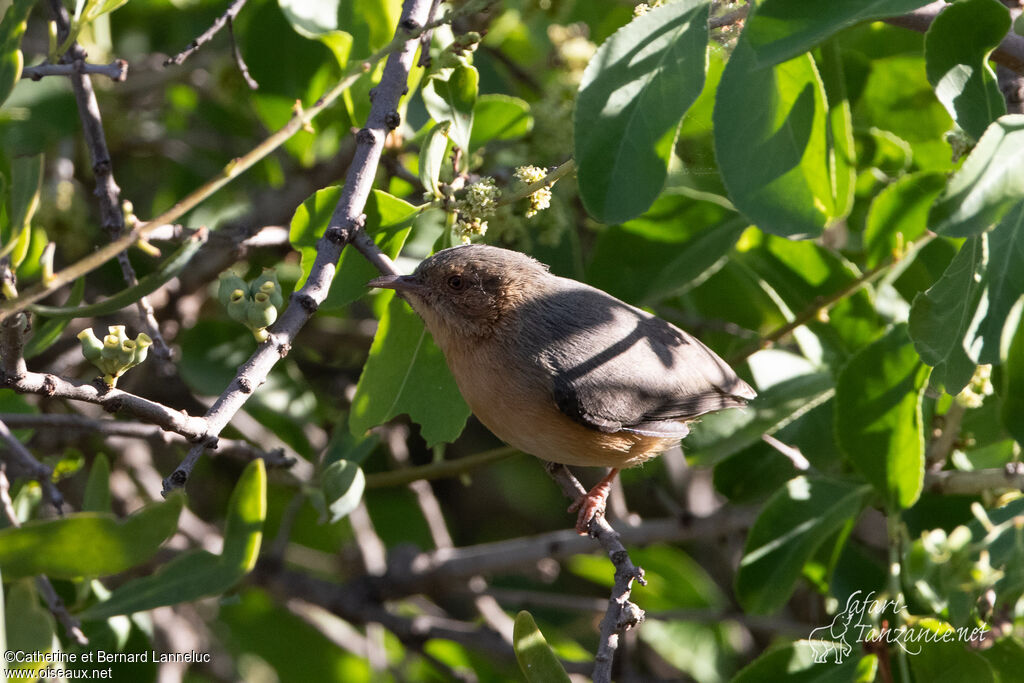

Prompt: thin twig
xmin=227 ymin=16 xmax=259 ymax=90
xmin=0 ymin=466 xmax=87 ymax=645
xmin=365 ymin=446 xmax=516 ymax=488
xmin=160 ymin=0 xmax=436 ymax=495
xmin=45 ymin=0 xmax=171 ymax=361
xmin=21 ymin=59 xmax=128 ymax=82
xmin=498 ymin=159 xmax=575 ymax=207
xmin=165 ymin=0 xmax=250 ymax=66
xmin=544 ymin=463 xmax=644 ymax=683
xmin=0 ymin=418 xmax=63 ymax=513
xmin=708 ymin=5 xmax=749 ymax=30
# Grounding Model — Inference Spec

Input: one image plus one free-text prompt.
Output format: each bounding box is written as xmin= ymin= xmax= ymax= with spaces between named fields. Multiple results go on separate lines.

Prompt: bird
xmin=368 ymin=244 xmax=756 ymax=534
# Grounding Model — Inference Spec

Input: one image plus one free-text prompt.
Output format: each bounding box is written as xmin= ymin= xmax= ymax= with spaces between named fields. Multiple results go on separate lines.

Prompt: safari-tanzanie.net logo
xmin=808 ymin=590 xmax=990 ymax=663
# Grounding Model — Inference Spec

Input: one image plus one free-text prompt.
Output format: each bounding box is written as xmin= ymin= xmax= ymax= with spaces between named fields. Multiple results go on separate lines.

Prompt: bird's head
xmin=368 ymin=245 xmax=549 ymax=340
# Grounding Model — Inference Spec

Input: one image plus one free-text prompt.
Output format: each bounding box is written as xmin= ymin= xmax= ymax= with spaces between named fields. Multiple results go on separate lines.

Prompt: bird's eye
xmin=447 ymin=274 xmax=465 ymax=291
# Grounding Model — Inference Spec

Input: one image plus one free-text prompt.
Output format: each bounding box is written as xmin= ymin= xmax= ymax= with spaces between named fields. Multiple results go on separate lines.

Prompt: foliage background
xmin=2 ymin=0 xmax=1024 ymax=681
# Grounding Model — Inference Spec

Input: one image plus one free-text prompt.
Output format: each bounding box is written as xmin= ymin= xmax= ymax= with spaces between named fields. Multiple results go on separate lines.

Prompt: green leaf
xmin=736 ymin=477 xmax=869 ymax=614
xmin=83 ymin=453 xmax=112 ymax=514
xmin=319 ymin=459 xmax=365 ymax=524
xmin=0 ymin=493 xmax=183 ymax=579
xmin=0 ymin=153 xmax=42 ymax=265
xmin=422 ymin=64 xmax=478 ymax=154
xmin=909 ymin=620 xmax=996 ymax=683
xmin=863 ymin=172 xmax=947 ymax=268
xmin=419 ymin=121 xmax=451 ymax=199
xmin=512 ymin=611 xmax=572 ymax=683
xmin=27 ymin=231 xmax=208 ymax=319
xmin=714 ymin=27 xmax=832 ymax=238
xmin=349 ymin=292 xmax=470 ymax=447
xmin=81 ymin=0 xmax=129 ymax=23
xmin=818 ymin=39 xmax=856 ymax=223
xmin=924 ymin=0 xmax=1008 ymax=141
xmin=24 ymin=278 xmax=85 ymax=359
xmin=575 ymin=0 xmax=710 ymax=224
xmin=732 ymin=640 xmax=866 ymax=682
xmin=278 ymin=0 xmax=353 ymax=69
xmin=586 ymin=193 xmax=743 ymax=305
xmin=79 ymin=460 xmax=266 ymax=620
xmin=745 ymin=0 xmax=934 ymax=66
xmin=835 ymin=325 xmax=929 ymax=509
xmin=686 ymin=372 xmax=834 ymax=467
xmin=0 ymin=0 xmax=33 ymax=108
xmin=910 ymin=205 xmax=1024 ymax=390
xmin=469 ymin=94 xmax=533 ymax=150
xmin=4 ymin=580 xmax=55 ymax=665
xmin=930 ymin=116 xmax=1024 ymax=237
xmin=1001 ymin=297 xmax=1024 ymax=445
xmin=289 ymin=187 xmax=416 ymax=311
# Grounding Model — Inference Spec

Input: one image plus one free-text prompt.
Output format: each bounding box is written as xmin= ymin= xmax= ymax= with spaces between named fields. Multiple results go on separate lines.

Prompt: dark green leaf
xmin=818 ymin=39 xmax=856 ymax=223
xmin=83 ymin=453 xmax=112 ymax=514
xmin=835 ymin=325 xmax=929 ymax=509
xmin=79 ymin=460 xmax=266 ymax=620
xmin=289 ymin=187 xmax=416 ymax=311
xmin=910 ymin=204 xmax=1024 ymax=390
xmin=1 ymin=153 xmax=42 ymax=265
xmin=714 ymin=27 xmax=832 ymax=238
xmin=24 ymin=278 xmax=85 ymax=359
xmin=575 ymin=0 xmax=710 ymax=224
xmin=349 ymin=293 xmax=470 ymax=447
xmin=745 ymin=0 xmax=934 ymax=66
xmin=277 ymin=0 xmax=353 ymax=68
xmin=731 ymin=640 xmax=866 ymax=682
xmin=909 ymin=621 xmax=996 ymax=682
xmin=422 ymin=64 xmax=478 ymax=154
xmin=586 ymin=192 xmax=738 ymax=304
xmin=924 ymin=0 xmax=1008 ymax=141
xmin=863 ymin=172 xmax=947 ymax=268
xmin=512 ymin=611 xmax=572 ymax=683
xmin=686 ymin=372 xmax=834 ymax=466
xmin=0 ymin=493 xmax=183 ymax=579
xmin=1001 ymin=297 xmax=1024 ymax=445
xmin=736 ymin=477 xmax=869 ymax=614
xmin=4 ymin=580 xmax=56 ymax=665
xmin=470 ymin=94 xmax=533 ymax=150
xmin=930 ymin=116 xmax=1024 ymax=236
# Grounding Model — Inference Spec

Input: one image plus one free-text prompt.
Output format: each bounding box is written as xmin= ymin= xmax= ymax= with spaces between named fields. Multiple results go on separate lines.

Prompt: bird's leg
xmin=568 ymin=468 xmax=620 ymax=535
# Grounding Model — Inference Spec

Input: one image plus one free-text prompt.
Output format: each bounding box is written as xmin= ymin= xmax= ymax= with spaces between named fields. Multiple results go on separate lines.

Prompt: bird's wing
xmin=514 ymin=281 xmax=755 ymax=435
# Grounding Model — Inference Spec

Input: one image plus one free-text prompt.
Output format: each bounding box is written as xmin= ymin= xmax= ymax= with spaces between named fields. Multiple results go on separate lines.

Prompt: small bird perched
xmin=369 ymin=245 xmax=755 ymax=533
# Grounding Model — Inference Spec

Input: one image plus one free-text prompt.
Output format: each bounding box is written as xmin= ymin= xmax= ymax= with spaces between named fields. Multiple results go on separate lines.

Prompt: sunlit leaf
xmin=575 ymin=0 xmax=709 ymax=224
xmin=470 ymin=94 xmax=533 ymax=150
xmin=512 ymin=611 xmax=571 ymax=683
xmin=924 ymin=0 xmax=1008 ymax=141
xmin=422 ymin=64 xmax=478 ymax=154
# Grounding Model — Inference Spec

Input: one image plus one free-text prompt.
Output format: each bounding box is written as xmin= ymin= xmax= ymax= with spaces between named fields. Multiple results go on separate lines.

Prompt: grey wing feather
xmin=515 ymin=280 xmax=755 ymax=435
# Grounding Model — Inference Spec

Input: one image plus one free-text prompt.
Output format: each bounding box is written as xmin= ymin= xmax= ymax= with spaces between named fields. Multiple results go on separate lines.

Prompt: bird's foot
xmin=567 ymin=469 xmax=619 ymax=535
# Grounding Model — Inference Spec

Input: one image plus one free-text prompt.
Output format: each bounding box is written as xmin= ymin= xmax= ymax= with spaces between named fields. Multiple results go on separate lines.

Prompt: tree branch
xmin=924 ymin=464 xmax=1024 ymax=495
xmin=45 ymin=0 xmax=170 ymax=360
xmin=885 ymin=1 xmax=1024 ymax=74
xmin=161 ymin=0 xmax=436 ymax=494
xmin=165 ymin=0 xmax=250 ymax=67
xmin=21 ymin=59 xmax=128 ymax=82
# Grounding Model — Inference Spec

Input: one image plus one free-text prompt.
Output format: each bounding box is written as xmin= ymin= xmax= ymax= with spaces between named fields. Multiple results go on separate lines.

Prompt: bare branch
xmin=45 ymin=0 xmax=170 ymax=360
xmin=885 ymin=1 xmax=1024 ymax=74
xmin=0 ymin=418 xmax=63 ymax=513
xmin=165 ymin=0 xmax=250 ymax=67
xmin=0 ymin=413 xmax=293 ymax=467
xmin=21 ymin=59 xmax=128 ymax=82
xmin=2 ymin=371 xmax=210 ymax=443
xmin=924 ymin=463 xmax=1024 ymax=495
xmin=0 ymin=466 xmax=86 ymax=645
xmin=227 ymin=15 xmax=259 ymax=90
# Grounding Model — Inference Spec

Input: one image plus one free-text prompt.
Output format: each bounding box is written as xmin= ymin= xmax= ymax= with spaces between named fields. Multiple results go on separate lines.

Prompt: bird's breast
xmin=441 ymin=339 xmax=677 ymax=468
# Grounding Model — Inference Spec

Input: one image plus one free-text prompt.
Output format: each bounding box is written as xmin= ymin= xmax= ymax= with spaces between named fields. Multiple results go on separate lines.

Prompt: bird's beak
xmin=367 ymin=274 xmax=422 ymax=292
